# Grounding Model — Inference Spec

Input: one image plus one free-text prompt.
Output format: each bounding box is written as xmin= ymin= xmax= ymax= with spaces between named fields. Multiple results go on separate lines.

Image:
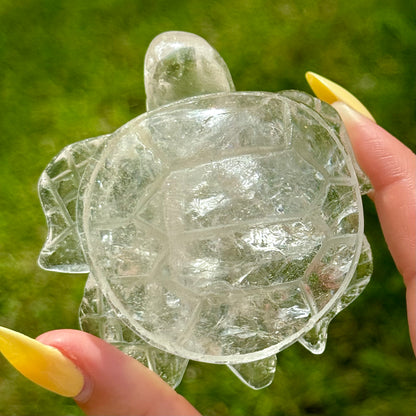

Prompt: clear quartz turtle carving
xmin=38 ymin=31 xmax=372 ymax=390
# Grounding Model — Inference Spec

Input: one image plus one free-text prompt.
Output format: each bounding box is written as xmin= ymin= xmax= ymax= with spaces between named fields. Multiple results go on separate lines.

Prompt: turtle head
xmin=144 ymin=31 xmax=235 ymax=110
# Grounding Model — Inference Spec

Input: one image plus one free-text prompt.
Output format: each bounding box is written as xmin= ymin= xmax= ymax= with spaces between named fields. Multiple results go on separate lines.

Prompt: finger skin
xmin=333 ymin=102 xmax=416 ymax=354
xmin=37 ymin=330 xmax=200 ymax=416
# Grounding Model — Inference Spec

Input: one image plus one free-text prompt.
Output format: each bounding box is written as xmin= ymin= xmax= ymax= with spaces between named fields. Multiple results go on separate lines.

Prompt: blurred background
xmin=0 ymin=0 xmax=415 ymax=414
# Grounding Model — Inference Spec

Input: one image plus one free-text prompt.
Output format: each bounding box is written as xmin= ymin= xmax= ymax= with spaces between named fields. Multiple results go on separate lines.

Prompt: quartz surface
xmin=38 ymin=31 xmax=372 ymax=388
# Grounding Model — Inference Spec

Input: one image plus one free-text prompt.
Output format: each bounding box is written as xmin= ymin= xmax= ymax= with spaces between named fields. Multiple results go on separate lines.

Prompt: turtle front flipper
xmin=227 ymin=355 xmax=277 ymax=390
xmin=299 ymin=235 xmax=372 ymax=354
xmin=144 ymin=31 xmax=235 ymax=111
xmin=38 ymin=135 xmax=109 ymax=272
xmin=79 ymin=273 xmax=189 ymax=388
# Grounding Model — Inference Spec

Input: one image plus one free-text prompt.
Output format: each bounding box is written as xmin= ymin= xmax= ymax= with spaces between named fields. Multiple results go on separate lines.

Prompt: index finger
xmin=333 ymin=101 xmax=416 ymax=286
xmin=332 ymin=101 xmax=416 ymax=354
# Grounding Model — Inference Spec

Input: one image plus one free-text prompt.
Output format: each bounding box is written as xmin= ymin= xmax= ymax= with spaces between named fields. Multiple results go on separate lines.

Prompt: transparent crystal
xmin=38 ymin=31 xmax=372 ymax=390
xmin=228 ymin=355 xmax=277 ymax=389
xmin=38 ymin=135 xmax=109 ymax=272
xmin=144 ymin=31 xmax=235 ymax=110
xmin=79 ymin=273 xmax=188 ymax=388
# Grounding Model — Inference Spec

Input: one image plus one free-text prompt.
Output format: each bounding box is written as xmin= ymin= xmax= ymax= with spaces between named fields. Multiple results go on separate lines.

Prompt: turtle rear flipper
xmin=299 ymin=235 xmax=372 ymax=354
xmin=38 ymin=135 xmax=109 ymax=273
xmin=79 ymin=273 xmax=189 ymax=388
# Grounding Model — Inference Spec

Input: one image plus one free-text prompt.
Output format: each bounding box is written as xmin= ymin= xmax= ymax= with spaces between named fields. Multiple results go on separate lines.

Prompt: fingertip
xmin=37 ymin=330 xmax=200 ymax=416
xmin=305 ymin=71 xmax=376 ymax=121
xmin=0 ymin=327 xmax=84 ymax=398
xmin=332 ymin=101 xmax=415 ymax=192
xmin=36 ymin=330 xmax=96 ymax=402
xmin=332 ymin=101 xmax=373 ymax=126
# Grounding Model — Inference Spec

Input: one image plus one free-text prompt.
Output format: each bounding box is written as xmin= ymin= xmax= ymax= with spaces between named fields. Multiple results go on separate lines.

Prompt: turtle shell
xmin=77 ymin=90 xmax=365 ymax=364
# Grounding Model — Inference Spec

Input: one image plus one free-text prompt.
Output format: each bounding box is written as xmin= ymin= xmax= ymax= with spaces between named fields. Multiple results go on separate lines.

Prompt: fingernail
xmin=0 ymin=326 xmax=84 ymax=397
xmin=305 ymin=71 xmax=375 ymax=122
xmin=331 ymin=101 xmax=370 ymax=125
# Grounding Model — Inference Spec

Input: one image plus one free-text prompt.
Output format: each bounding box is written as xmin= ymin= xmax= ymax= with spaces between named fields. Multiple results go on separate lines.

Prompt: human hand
xmin=1 ymin=74 xmax=414 ymax=416
xmin=308 ymin=72 xmax=416 ymax=354
xmin=37 ymin=329 xmax=201 ymax=416
xmin=333 ymin=101 xmax=416 ymax=354
xmin=0 ymin=326 xmax=200 ymax=416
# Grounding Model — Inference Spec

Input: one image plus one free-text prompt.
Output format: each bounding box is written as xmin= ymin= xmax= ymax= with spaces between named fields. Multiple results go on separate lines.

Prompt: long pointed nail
xmin=0 ymin=326 xmax=84 ymax=397
xmin=305 ymin=71 xmax=375 ymax=122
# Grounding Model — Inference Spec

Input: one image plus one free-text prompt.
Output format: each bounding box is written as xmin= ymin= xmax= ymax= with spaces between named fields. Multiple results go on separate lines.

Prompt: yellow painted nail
xmin=0 ymin=326 xmax=84 ymax=397
xmin=305 ymin=71 xmax=375 ymax=122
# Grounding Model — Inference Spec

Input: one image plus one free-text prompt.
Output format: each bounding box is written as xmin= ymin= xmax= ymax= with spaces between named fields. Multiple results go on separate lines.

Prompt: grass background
xmin=0 ymin=0 xmax=415 ymax=414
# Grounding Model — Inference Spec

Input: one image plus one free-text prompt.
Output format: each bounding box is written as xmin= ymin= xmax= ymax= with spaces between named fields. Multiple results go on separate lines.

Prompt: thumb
xmin=37 ymin=329 xmax=200 ymax=416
